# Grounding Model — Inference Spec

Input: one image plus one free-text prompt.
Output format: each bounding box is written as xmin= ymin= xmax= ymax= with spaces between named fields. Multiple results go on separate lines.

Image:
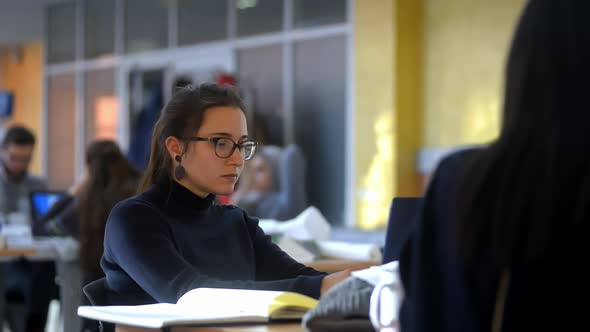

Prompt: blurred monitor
xmin=0 ymin=91 xmax=14 ymax=118
xmin=29 ymin=190 xmax=67 ymax=224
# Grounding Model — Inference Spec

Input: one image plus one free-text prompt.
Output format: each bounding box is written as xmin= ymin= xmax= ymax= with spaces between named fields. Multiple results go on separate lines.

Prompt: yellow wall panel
xmin=354 ymin=0 xmax=424 ymax=229
xmin=395 ymin=0 xmax=424 ymax=197
xmin=423 ymin=0 xmax=526 ymax=147
xmin=354 ymin=0 xmax=396 ymax=229
xmin=0 ymin=43 xmax=43 ymax=175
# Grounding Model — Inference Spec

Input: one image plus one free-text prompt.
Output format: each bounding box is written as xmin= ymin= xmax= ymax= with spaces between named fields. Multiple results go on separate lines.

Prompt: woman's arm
xmin=244 ymin=212 xmax=340 ymax=298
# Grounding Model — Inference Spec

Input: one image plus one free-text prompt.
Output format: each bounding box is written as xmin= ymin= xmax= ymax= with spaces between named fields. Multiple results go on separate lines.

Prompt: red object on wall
xmin=216 ymin=73 xmax=237 ymax=87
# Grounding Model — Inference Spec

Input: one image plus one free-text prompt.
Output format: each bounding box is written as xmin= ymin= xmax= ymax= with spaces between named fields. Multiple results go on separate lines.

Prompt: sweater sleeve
xmin=104 ymin=200 xmax=326 ymax=303
xmin=245 ymin=213 xmax=327 ymax=298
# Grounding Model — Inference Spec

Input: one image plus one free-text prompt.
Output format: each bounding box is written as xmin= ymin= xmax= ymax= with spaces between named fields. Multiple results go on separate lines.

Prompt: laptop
xmin=29 ymin=190 xmax=67 ymax=236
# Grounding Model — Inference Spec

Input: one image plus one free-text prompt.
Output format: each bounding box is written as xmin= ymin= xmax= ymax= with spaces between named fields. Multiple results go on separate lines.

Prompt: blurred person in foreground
xmin=400 ymin=0 xmax=590 ymax=331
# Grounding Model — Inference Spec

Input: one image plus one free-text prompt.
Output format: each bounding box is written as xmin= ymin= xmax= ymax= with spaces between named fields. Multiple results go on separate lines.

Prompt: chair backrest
xmin=83 ymin=277 xmax=109 ymax=306
xmin=382 ymin=197 xmax=423 ymax=263
xmin=274 ymin=144 xmax=308 ymax=219
xmin=83 ymin=277 xmax=114 ymax=332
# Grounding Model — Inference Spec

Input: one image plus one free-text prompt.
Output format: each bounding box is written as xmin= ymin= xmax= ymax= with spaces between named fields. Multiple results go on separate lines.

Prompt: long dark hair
xmin=78 ymin=140 xmax=141 ymax=277
xmin=457 ymin=0 xmax=590 ymax=269
xmin=139 ymin=83 xmax=245 ymax=192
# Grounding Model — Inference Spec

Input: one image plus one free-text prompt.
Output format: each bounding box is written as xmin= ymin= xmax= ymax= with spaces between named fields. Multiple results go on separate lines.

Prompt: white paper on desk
xmin=276 ymin=236 xmax=315 ymax=263
xmin=259 ymin=206 xmax=331 ymax=242
xmin=258 ymin=220 xmax=281 ymax=234
xmin=316 ymin=240 xmax=383 ymax=262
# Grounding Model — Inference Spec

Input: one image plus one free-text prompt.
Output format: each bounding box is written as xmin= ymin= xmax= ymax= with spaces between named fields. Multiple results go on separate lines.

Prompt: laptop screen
xmin=29 ymin=191 xmax=67 ymax=222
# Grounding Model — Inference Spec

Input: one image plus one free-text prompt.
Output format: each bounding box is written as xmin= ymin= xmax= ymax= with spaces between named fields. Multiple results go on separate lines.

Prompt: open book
xmin=77 ymin=288 xmax=318 ymax=328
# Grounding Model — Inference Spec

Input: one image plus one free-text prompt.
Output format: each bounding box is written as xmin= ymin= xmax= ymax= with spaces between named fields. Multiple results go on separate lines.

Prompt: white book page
xmin=176 ymin=288 xmax=283 ymax=317
xmin=78 ymin=303 xmax=268 ymax=328
xmin=78 ymin=304 xmax=186 ymax=328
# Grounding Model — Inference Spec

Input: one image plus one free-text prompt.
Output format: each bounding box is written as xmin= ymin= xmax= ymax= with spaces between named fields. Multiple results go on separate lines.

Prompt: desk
xmin=117 ymin=322 xmax=303 ymax=332
xmin=0 ymin=248 xmax=38 ymax=257
xmin=0 ymin=238 xmax=82 ymax=332
xmin=307 ymin=259 xmax=380 ymax=272
xmin=85 ymin=259 xmax=378 ymax=332
xmin=0 ymin=247 xmax=38 ymax=332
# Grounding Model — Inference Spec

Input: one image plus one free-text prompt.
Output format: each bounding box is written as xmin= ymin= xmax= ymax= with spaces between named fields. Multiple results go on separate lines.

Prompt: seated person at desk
xmin=41 ymin=140 xmax=140 ymax=284
xmin=42 ymin=140 xmax=139 ymax=332
xmin=232 ymin=144 xmax=308 ymax=220
xmin=101 ymin=84 xmax=350 ymax=305
xmin=400 ymin=1 xmax=590 ymax=331
xmin=0 ymin=125 xmax=54 ymax=332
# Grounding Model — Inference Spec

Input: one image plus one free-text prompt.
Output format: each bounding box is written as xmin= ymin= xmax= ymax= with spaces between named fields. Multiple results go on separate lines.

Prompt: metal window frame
xmin=44 ymin=0 xmax=355 ymax=226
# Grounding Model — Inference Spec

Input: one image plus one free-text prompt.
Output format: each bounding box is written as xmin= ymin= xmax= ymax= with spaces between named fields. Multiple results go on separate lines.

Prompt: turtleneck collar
xmin=153 ymin=178 xmax=216 ymax=211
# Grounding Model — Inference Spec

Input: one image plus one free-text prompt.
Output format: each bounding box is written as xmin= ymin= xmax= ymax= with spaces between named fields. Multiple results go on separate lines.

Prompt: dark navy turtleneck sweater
xmin=101 ymin=180 xmax=326 ymax=305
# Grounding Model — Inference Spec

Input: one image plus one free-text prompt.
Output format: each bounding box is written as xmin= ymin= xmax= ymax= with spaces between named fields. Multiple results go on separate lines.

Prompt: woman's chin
xmin=215 ymin=185 xmax=235 ymax=196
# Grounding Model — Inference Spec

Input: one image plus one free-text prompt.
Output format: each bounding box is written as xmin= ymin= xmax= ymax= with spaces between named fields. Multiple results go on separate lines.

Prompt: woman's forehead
xmin=197 ymin=106 xmax=247 ymax=136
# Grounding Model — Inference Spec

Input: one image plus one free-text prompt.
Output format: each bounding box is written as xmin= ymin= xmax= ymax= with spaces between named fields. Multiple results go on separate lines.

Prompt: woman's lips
xmin=221 ymin=174 xmax=238 ymax=181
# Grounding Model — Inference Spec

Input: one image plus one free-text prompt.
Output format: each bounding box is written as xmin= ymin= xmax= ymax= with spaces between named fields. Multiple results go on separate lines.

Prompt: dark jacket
xmin=400 ymin=149 xmax=587 ymax=331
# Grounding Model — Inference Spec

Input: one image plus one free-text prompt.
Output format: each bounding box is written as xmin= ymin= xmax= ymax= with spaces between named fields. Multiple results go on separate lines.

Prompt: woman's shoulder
xmin=213 ymin=203 xmax=250 ymax=218
xmin=213 ymin=203 xmax=260 ymax=227
xmin=428 ymin=147 xmax=481 ymax=187
xmin=108 ymin=191 xmax=164 ymax=226
xmin=435 ymin=147 xmax=480 ymax=173
xmin=105 ymin=193 xmax=172 ymax=245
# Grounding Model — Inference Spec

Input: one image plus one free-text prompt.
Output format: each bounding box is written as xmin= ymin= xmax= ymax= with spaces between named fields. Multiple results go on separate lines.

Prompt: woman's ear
xmin=164 ymin=136 xmax=184 ymax=159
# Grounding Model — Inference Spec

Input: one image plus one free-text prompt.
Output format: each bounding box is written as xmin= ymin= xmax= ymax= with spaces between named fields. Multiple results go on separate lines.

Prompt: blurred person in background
xmin=400 ymin=0 xmax=590 ymax=331
xmin=0 ymin=125 xmax=55 ymax=332
xmin=41 ymin=140 xmax=140 ymax=332
xmin=232 ymin=144 xmax=308 ymax=220
xmin=0 ymin=125 xmax=46 ymax=214
xmin=43 ymin=140 xmax=140 ymax=283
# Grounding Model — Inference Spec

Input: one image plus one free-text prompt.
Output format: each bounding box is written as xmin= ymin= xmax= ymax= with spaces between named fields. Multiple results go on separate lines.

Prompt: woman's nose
xmin=228 ymin=147 xmax=244 ymax=165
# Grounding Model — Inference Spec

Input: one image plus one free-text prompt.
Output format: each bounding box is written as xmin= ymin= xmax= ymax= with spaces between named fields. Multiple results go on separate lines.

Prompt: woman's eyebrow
xmin=207 ymin=133 xmax=249 ymax=140
xmin=207 ymin=132 xmax=232 ymax=137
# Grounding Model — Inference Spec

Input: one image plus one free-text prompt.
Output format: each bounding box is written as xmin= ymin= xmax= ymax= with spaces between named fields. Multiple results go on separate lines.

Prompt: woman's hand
xmin=320 ymin=269 xmax=352 ymax=296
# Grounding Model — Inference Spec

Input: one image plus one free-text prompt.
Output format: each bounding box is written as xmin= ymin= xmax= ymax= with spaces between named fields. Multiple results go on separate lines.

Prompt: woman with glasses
xmin=100 ymin=83 xmax=350 ymax=305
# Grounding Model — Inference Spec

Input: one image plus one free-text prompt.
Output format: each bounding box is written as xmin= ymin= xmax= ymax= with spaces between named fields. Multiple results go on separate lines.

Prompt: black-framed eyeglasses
xmin=188 ymin=137 xmax=258 ymax=160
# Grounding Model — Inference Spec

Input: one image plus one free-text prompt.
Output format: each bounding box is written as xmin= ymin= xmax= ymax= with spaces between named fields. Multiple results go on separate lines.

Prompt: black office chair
xmin=82 ymin=278 xmax=113 ymax=332
xmin=382 ymin=197 xmax=423 ymax=263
